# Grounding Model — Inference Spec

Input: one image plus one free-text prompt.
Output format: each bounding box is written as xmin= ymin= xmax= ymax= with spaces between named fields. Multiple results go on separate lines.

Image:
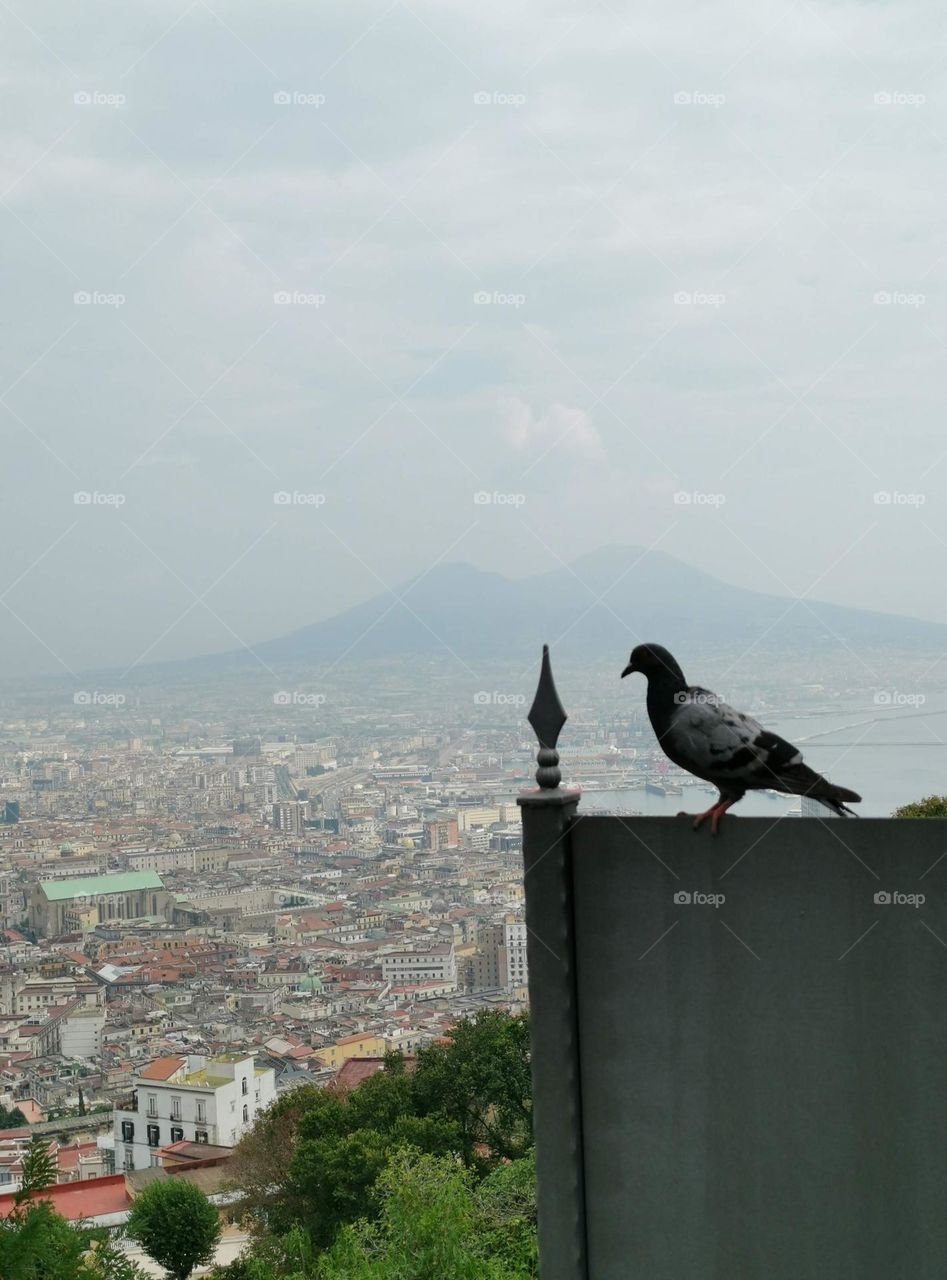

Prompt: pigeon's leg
xmin=693 ymin=796 xmax=739 ymax=834
xmin=692 ymin=800 xmax=723 ymax=831
xmin=708 ymin=797 xmax=738 ymax=835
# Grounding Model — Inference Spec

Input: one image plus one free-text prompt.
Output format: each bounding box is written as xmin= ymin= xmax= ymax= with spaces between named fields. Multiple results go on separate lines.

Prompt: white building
xmin=501 ymin=921 xmax=528 ymax=990
xmin=380 ymin=941 xmax=456 ymax=985
xmin=60 ymin=1005 xmax=106 ymax=1060
xmin=112 ymin=1053 xmax=276 ymax=1172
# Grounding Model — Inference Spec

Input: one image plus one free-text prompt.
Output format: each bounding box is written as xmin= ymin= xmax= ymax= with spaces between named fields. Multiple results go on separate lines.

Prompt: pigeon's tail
xmin=776 ymin=763 xmax=862 ymax=818
xmin=816 ymin=791 xmax=861 ymax=819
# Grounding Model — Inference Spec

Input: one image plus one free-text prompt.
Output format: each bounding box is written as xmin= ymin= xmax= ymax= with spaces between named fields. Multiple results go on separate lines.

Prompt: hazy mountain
xmin=231 ymin=545 xmax=947 ymax=668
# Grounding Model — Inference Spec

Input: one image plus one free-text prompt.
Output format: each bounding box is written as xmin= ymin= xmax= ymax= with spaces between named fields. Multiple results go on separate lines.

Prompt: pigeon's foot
xmin=693 ymin=799 xmax=737 ymax=835
xmin=692 ymin=804 xmax=718 ymax=832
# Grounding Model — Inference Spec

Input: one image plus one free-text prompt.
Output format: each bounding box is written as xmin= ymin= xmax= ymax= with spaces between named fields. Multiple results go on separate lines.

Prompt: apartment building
xmin=127 ymin=846 xmax=230 ymax=875
xmin=380 ymin=941 xmax=456 ymax=985
xmin=112 ymin=1052 xmax=276 ymax=1172
xmin=468 ymin=919 xmax=529 ymax=992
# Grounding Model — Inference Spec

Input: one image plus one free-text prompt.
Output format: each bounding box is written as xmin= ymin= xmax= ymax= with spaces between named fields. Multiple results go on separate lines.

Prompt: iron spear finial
xmin=527 ymin=644 xmax=567 ymax=789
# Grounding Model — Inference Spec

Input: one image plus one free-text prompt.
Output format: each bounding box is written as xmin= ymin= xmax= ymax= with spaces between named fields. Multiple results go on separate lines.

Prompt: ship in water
xmin=645 ymin=779 xmax=683 ymax=797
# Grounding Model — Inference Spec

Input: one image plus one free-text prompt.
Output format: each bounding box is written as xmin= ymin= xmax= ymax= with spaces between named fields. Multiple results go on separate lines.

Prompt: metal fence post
xmin=518 ymin=645 xmax=586 ymax=1280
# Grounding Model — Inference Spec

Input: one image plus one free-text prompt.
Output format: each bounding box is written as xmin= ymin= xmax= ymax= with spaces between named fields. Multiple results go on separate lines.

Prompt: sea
xmin=576 ymin=694 xmax=947 ymax=819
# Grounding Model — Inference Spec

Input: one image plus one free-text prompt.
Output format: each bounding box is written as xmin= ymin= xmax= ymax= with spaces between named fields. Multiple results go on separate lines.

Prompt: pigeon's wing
xmin=667 ymin=689 xmax=802 ymax=783
xmin=662 ymin=688 xmax=859 ymax=811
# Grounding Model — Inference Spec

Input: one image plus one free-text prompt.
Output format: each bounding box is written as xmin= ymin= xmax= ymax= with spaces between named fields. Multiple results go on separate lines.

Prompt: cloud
xmin=2 ymin=0 xmax=947 ymax=673
xmin=499 ymin=397 xmax=605 ymax=462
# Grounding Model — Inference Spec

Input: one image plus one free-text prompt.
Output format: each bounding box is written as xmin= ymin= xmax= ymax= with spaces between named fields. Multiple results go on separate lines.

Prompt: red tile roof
xmin=330 ymin=1055 xmax=416 ymax=1092
xmin=138 ymin=1056 xmax=184 ymax=1080
xmin=57 ymin=1141 xmax=99 ymax=1172
xmin=330 ymin=1057 xmax=387 ymax=1091
xmin=0 ymin=1174 xmax=129 ymax=1222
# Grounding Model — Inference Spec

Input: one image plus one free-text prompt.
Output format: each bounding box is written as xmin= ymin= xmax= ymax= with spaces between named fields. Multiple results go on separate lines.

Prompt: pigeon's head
xmin=621 ymin=643 xmax=685 ymax=684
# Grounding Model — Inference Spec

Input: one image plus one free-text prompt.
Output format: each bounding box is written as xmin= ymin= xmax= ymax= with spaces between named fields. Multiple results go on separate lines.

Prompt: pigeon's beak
xmin=621 ymin=662 xmax=636 ymax=679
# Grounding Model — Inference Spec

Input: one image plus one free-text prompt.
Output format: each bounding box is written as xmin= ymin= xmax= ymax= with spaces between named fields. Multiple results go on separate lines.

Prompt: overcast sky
xmin=3 ymin=0 xmax=947 ymax=676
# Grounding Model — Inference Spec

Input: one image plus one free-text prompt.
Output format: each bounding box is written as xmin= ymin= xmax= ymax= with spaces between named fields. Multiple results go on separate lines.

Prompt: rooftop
xmin=0 ymin=1174 xmax=129 ymax=1222
xmin=39 ymin=871 xmax=164 ymax=901
xmin=138 ymin=1056 xmax=184 ymax=1081
xmin=136 ymin=1052 xmax=267 ymax=1090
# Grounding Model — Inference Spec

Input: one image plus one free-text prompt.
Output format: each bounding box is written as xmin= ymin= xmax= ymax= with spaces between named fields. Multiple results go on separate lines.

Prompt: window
xmin=242 ymin=1105 xmax=248 ymax=1122
xmin=170 ymin=1126 xmax=183 ymax=1143
xmin=146 ymin=1124 xmax=160 ymax=1147
xmin=196 ymin=1102 xmax=206 ymax=1123
xmin=121 ymin=1120 xmax=134 ymax=1142
xmin=123 ymin=1148 xmax=134 ymax=1172
xmin=171 ymin=1097 xmax=181 ymax=1120
xmin=241 ymin=1078 xmax=248 ymax=1095
xmin=195 ymin=1129 xmax=208 ymax=1144
xmin=146 ymin=1095 xmax=157 ymax=1118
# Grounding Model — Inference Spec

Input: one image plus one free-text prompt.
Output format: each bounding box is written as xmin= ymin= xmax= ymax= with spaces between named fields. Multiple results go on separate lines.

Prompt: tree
xmin=227 ymin=1011 xmax=532 ymax=1255
xmin=285 ymin=1060 xmax=466 ymax=1249
xmin=0 ymin=1200 xmax=150 ymax=1280
xmin=15 ymin=1137 xmax=56 ymax=1206
xmin=226 ymin=1086 xmax=325 ymax=1235
xmin=0 ymin=1200 xmax=87 ymax=1280
xmin=127 ymin=1178 xmax=221 ymax=1280
xmin=207 ymin=1228 xmax=316 ymax=1280
xmin=0 ymin=1103 xmax=28 ymax=1128
xmin=473 ymin=1152 xmax=538 ymax=1277
xmin=893 ymin=795 xmax=947 ymax=817
xmin=317 ymin=1148 xmax=537 ymax=1280
xmin=411 ymin=1010 xmax=532 ymax=1167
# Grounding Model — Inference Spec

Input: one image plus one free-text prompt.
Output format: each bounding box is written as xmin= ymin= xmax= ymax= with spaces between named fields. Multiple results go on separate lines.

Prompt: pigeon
xmin=621 ymin=642 xmax=861 ymax=833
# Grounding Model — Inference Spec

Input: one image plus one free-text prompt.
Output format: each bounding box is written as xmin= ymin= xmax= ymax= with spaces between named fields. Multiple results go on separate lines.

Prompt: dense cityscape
xmin=0 ymin=640 xmax=942 ymax=1274
xmin=0 ymin=666 xmax=848 ymax=1124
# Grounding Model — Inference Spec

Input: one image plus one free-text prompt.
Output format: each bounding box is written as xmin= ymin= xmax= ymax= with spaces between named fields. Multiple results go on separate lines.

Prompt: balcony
xmin=520 ymin=647 xmax=947 ymax=1280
